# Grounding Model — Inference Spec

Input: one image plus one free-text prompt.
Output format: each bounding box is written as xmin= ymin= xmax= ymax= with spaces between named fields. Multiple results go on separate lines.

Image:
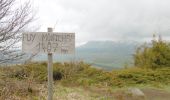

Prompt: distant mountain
xmin=34 ymin=40 xmax=140 ymax=70
xmin=76 ymin=40 xmax=139 ymax=69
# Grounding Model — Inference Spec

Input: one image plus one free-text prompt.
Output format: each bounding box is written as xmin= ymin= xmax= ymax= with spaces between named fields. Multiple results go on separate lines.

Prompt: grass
xmin=0 ymin=62 xmax=170 ymax=99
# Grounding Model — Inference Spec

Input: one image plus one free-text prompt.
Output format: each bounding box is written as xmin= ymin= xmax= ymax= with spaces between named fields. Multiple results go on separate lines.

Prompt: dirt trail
xmin=114 ymin=88 xmax=170 ymax=100
xmin=141 ymin=88 xmax=170 ymax=100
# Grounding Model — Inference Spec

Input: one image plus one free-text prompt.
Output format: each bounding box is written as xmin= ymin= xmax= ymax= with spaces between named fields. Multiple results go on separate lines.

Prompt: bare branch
xmin=0 ymin=0 xmax=35 ymax=64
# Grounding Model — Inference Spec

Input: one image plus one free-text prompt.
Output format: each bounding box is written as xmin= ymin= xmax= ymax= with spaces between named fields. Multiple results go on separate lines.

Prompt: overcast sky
xmin=31 ymin=0 xmax=170 ymax=45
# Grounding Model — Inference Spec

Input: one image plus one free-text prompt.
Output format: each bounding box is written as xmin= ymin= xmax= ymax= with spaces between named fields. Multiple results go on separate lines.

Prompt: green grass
xmin=1 ymin=62 xmax=170 ymax=87
xmin=0 ymin=62 xmax=170 ymax=99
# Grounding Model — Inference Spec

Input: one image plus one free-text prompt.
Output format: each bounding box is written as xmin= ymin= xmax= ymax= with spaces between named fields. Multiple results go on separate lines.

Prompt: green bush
xmin=2 ymin=61 xmax=170 ymax=88
xmin=53 ymin=70 xmax=63 ymax=80
xmin=134 ymin=36 xmax=170 ymax=69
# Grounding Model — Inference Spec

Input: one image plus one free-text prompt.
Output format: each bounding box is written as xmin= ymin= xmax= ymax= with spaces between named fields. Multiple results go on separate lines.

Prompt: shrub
xmin=134 ymin=35 xmax=170 ymax=69
xmin=2 ymin=61 xmax=170 ymax=88
xmin=53 ymin=71 xmax=63 ymax=80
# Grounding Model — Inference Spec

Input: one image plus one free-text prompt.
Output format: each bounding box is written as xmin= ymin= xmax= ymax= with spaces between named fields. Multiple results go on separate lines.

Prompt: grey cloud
xmin=35 ymin=0 xmax=170 ymax=43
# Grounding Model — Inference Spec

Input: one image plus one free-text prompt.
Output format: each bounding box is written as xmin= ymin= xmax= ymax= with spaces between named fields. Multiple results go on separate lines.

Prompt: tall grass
xmin=0 ymin=62 xmax=170 ymax=99
xmin=1 ymin=62 xmax=170 ymax=87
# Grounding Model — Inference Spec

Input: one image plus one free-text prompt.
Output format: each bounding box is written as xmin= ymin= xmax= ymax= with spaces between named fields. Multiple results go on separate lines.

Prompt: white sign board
xmin=22 ymin=32 xmax=75 ymax=54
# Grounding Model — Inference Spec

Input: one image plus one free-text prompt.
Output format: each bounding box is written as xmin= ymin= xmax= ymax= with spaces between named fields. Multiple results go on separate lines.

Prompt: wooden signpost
xmin=22 ymin=28 xmax=75 ymax=100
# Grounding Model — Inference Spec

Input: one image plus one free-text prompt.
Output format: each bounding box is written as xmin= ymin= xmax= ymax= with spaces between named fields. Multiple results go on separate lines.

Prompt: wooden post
xmin=47 ymin=27 xmax=53 ymax=100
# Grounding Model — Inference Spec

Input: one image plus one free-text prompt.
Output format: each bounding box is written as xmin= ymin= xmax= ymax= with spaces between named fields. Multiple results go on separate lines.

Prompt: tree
xmin=0 ymin=0 xmax=34 ymax=64
xmin=134 ymin=35 xmax=170 ymax=69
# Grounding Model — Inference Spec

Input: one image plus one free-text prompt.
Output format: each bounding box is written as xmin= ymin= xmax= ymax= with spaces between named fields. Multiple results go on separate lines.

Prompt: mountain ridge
xmin=34 ymin=40 xmax=139 ymax=70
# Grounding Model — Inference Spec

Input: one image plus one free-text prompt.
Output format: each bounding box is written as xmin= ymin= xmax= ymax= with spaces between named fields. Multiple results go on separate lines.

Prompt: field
xmin=0 ymin=62 xmax=170 ymax=100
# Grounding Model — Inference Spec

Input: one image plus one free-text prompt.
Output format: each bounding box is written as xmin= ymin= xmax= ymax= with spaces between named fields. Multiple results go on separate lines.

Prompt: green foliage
xmin=134 ymin=36 xmax=170 ymax=69
xmin=111 ymin=67 xmax=170 ymax=87
xmin=1 ymin=61 xmax=170 ymax=88
xmin=62 ymin=64 xmax=170 ymax=87
xmin=4 ymin=61 xmax=92 ymax=82
xmin=4 ymin=62 xmax=47 ymax=82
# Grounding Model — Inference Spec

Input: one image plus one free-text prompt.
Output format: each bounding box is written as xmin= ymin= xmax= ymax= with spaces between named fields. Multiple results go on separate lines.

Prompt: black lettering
xmin=53 ymin=43 xmax=58 ymax=52
xmin=32 ymin=34 xmax=36 ymax=42
xmin=50 ymin=34 xmax=55 ymax=41
xmin=35 ymin=43 xmax=40 ymax=52
xmin=41 ymin=42 xmax=46 ymax=52
xmin=47 ymin=42 xmax=51 ymax=52
xmin=27 ymin=34 xmax=32 ymax=41
xmin=55 ymin=35 xmax=59 ymax=42
xmin=42 ymin=34 xmax=48 ymax=41
xmin=66 ymin=35 xmax=70 ymax=42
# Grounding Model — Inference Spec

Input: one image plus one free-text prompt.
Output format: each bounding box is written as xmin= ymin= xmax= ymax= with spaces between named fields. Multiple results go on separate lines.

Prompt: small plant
xmin=28 ymin=87 xmax=33 ymax=93
xmin=53 ymin=71 xmax=63 ymax=80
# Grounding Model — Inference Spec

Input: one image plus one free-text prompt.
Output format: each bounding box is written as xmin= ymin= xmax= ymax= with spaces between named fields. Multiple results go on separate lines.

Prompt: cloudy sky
xmin=31 ymin=0 xmax=170 ymax=45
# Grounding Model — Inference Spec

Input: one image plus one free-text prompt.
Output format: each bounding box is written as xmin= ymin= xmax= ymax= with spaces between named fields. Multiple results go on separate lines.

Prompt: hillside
xmin=1 ymin=62 xmax=170 ymax=100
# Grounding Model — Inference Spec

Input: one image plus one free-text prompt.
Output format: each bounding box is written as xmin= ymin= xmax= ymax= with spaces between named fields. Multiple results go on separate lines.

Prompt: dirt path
xmin=114 ymin=88 xmax=170 ymax=100
xmin=141 ymin=88 xmax=170 ymax=100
